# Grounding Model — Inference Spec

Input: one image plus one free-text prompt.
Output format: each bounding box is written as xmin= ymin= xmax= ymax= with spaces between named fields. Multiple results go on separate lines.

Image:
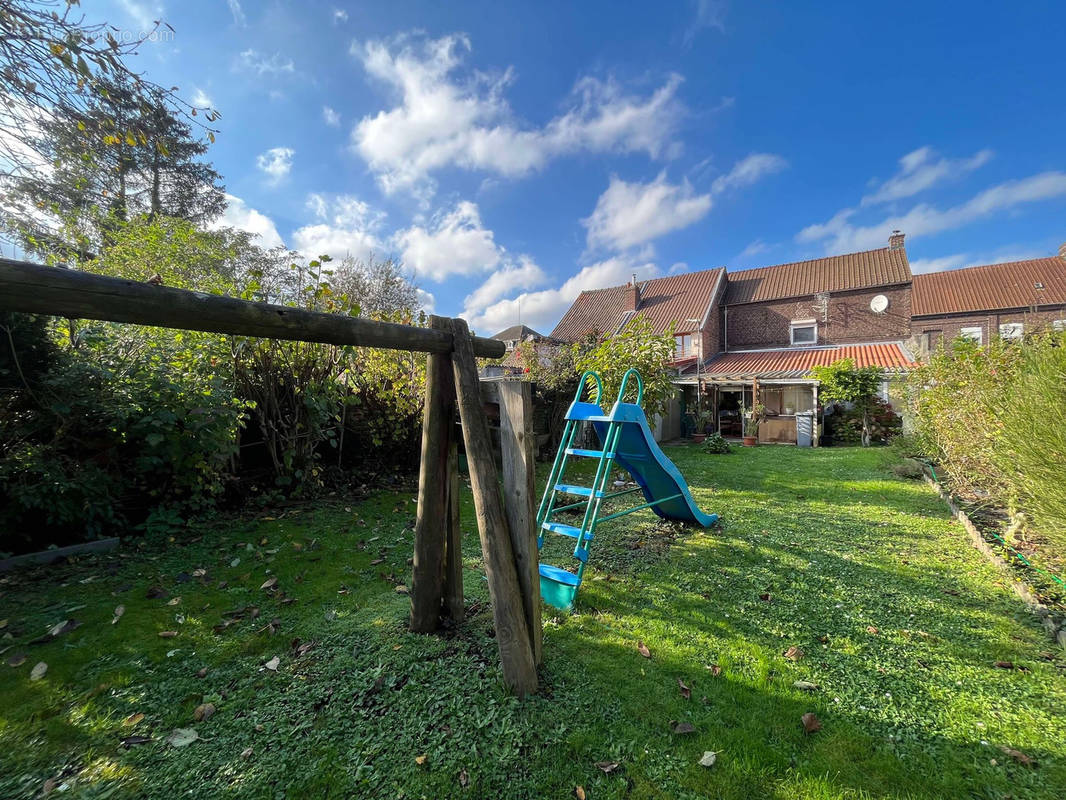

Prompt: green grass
xmin=1 ymin=446 xmax=1064 ymax=799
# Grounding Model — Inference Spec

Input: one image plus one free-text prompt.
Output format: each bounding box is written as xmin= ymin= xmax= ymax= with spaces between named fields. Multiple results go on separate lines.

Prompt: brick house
xmin=548 ymin=232 xmax=1066 ymax=444
xmin=911 ymin=255 xmax=1066 ymax=353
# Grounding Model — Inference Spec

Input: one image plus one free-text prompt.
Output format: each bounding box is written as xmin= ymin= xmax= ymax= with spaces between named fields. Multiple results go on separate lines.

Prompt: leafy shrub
xmin=908 ymin=330 xmax=1066 ymax=559
xmin=825 ymin=398 xmax=900 ymax=445
xmin=702 ymin=432 xmax=732 ymax=454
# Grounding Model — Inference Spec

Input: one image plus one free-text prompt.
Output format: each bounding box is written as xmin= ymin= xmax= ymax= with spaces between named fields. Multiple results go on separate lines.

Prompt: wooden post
xmin=443 ymin=439 xmax=464 ymax=621
xmin=410 ymin=316 xmax=455 ymax=632
xmin=447 ymin=318 xmax=538 ymax=696
xmin=497 ymin=381 xmax=542 ymax=666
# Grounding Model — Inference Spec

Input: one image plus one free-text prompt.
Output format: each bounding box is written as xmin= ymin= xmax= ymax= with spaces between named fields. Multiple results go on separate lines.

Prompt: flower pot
xmin=742 ymin=436 xmax=757 ymax=447
xmin=692 ymin=433 xmax=707 ymax=444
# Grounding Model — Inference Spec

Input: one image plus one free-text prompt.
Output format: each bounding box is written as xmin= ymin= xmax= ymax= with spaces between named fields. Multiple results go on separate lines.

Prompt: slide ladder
xmin=536 ymin=369 xmax=719 ymax=611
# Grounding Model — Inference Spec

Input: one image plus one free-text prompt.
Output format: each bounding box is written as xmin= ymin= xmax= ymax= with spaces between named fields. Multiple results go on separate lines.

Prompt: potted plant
xmin=692 ymin=409 xmax=714 ymax=443
xmin=743 ymin=403 xmax=765 ymax=446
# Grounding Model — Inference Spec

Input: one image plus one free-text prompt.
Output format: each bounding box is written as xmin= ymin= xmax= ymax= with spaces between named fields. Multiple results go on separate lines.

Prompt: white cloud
xmin=322 ymin=106 xmax=341 ymax=126
xmin=861 ymin=146 xmax=993 ymax=206
xmin=117 ymin=0 xmax=164 ymax=31
xmin=332 ymin=8 xmax=349 ymax=24
xmin=351 ymin=33 xmax=685 ymax=199
xmin=464 ymin=252 xmax=659 ymax=334
xmin=256 ymin=147 xmax=294 ymax=183
xmin=799 ymin=171 xmax=1066 ymax=253
xmin=212 ymin=194 xmax=284 ymax=249
xmin=462 ymin=256 xmax=546 ymax=314
xmin=291 ymin=193 xmax=386 ymax=263
xmin=711 ymin=153 xmax=788 ymax=195
xmin=738 ymin=239 xmax=770 ymax=260
xmin=684 ymin=0 xmax=727 ymax=47
xmin=191 ymin=88 xmax=213 ymax=108
xmin=583 ymin=172 xmax=711 ymax=252
xmin=226 ymin=0 xmax=246 ymax=26
xmin=668 ymin=261 xmax=689 ymax=275
xmin=908 ymin=254 xmax=969 ymax=274
xmin=237 ymin=49 xmax=295 ymax=76
xmin=395 ymin=201 xmax=504 ymax=281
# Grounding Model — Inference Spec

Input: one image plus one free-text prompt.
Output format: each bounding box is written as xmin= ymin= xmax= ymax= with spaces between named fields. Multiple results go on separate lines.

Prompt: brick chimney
xmin=626 ymin=274 xmax=641 ymax=312
xmin=888 ymin=230 xmax=905 ymax=250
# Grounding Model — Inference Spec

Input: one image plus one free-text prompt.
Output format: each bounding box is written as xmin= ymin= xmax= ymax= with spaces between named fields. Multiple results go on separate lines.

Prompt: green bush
xmin=908 ymin=330 xmax=1066 ymax=558
xmin=825 ymin=398 xmax=900 ymax=445
xmin=702 ymin=432 xmax=732 ymax=454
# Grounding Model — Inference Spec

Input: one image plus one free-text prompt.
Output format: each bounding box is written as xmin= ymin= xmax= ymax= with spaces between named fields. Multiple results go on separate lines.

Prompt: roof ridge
xmin=727 ymin=246 xmax=897 ymax=277
xmin=914 ymin=255 xmax=1064 ymax=279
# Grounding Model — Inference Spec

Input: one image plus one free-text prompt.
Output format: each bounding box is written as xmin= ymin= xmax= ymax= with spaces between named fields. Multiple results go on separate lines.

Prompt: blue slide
xmin=536 ymin=369 xmax=718 ymax=610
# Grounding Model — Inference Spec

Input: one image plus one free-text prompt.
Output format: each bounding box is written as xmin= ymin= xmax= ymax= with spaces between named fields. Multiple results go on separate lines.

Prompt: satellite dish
xmin=870 ymin=294 xmax=889 ymax=313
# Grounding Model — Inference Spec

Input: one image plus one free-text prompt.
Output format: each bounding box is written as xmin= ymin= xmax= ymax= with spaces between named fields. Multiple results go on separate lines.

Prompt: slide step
xmin=541 ymin=521 xmax=593 ymax=540
xmin=555 ymin=483 xmax=604 ymax=498
xmin=538 ymin=563 xmax=581 ymax=586
xmin=565 ymin=448 xmax=611 ymax=458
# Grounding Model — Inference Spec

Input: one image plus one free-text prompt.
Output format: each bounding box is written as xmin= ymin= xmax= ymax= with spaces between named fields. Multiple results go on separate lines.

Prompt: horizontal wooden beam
xmin=0 ymin=259 xmax=506 ymax=358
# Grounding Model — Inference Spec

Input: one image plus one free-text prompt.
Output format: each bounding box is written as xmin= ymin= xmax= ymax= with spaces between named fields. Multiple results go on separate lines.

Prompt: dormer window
xmin=790 ymin=319 xmax=818 ymax=345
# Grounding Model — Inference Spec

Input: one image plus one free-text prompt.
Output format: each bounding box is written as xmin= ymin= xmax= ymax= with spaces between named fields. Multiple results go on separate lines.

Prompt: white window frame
xmin=999 ymin=322 xmax=1024 ymax=341
xmin=674 ymin=333 xmax=694 ymax=359
xmin=1051 ymin=320 xmax=1065 ymax=332
xmin=959 ymin=326 xmax=983 ymax=345
xmin=790 ymin=319 xmax=818 ymax=346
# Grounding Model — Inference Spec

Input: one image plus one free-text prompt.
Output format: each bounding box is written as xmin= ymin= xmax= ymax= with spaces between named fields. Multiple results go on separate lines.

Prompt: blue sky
xmin=99 ymin=0 xmax=1066 ymax=334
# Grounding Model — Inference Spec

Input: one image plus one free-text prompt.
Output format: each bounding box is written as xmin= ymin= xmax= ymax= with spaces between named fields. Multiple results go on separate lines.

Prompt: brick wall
xmin=724 ymin=284 xmax=912 ymax=350
xmin=912 ymin=306 xmax=1066 ymax=354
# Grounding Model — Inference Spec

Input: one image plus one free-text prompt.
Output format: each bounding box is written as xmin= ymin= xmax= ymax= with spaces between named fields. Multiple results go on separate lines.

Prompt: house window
xmin=761 ymin=386 xmax=814 ymax=416
xmin=959 ymin=326 xmax=983 ymax=344
xmin=790 ymin=320 xmax=817 ymax=345
xmin=675 ymin=334 xmax=694 ymax=359
xmin=1053 ymin=320 xmax=1066 ymax=331
xmin=999 ymin=322 xmax=1024 ymax=341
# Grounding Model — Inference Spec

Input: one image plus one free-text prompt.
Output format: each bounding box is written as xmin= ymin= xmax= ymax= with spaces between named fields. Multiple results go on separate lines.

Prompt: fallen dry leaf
xmin=30 ymin=661 xmax=48 ymax=680
xmin=678 ymin=677 xmax=691 ymax=699
xmin=120 ymin=735 xmax=152 ymax=748
xmin=415 ymin=754 xmax=428 ymax=766
xmin=993 ymin=660 xmax=1014 ymax=670
xmin=49 ymin=619 xmax=81 ymax=637
xmin=112 ymin=606 xmax=125 ymax=625
xmin=793 ymin=680 xmax=819 ymax=691
xmin=196 ymin=667 xmax=208 ymax=678
xmin=1000 ymin=747 xmax=1035 ymax=766
xmin=158 ymin=631 xmax=178 ymax=639
xmin=698 ymin=751 xmax=717 ymax=767
xmin=167 ymin=597 xmax=182 ymax=606
xmin=575 ymin=787 xmax=586 ymax=800
xmin=124 ymin=712 xmax=145 ymax=726
xmin=241 ymin=747 xmax=253 ymax=759
xmin=264 ymin=655 xmax=280 ymax=671
xmin=458 ymin=768 xmax=469 ymax=787
xmin=784 ymin=646 xmax=804 ymax=661
xmin=595 ymin=761 xmax=620 ymax=774
xmin=637 ymin=641 xmax=651 ymax=658
xmin=866 ymin=626 xmax=879 ymax=635
xmin=194 ymin=702 xmax=216 ymax=722
xmin=260 ymin=577 xmax=278 ymax=591
xmin=672 ymin=721 xmax=696 ymax=735
xmin=705 ymin=663 xmax=722 ymax=676
xmin=0 ymin=619 xmax=6 ymax=629
xmin=7 ymin=653 xmax=26 ymax=668
xmin=759 ymin=592 xmax=772 ymax=602
xmin=165 ymin=728 xmax=199 ymax=748
xmin=801 ymin=712 xmax=821 ymax=734
xmin=394 ymin=585 xmax=409 ymax=595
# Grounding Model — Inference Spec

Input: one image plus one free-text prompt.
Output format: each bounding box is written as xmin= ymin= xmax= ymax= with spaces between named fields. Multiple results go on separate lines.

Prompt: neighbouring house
xmin=549 ymin=232 xmax=1066 ymax=445
xmin=910 ymin=253 xmax=1066 ymax=353
xmin=491 ymin=324 xmax=554 ymax=352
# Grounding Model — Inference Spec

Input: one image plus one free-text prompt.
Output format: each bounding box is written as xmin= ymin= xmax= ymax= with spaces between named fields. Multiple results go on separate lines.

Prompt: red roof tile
xmin=724 ymin=247 xmax=911 ymax=305
xmin=697 ymin=343 xmax=914 ymax=380
xmin=912 ymin=257 xmax=1066 ymax=316
xmin=550 ymin=267 xmax=725 ymax=341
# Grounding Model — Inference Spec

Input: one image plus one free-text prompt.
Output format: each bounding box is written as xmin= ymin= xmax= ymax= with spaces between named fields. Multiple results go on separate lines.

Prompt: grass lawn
xmin=1 ymin=446 xmax=1064 ymax=799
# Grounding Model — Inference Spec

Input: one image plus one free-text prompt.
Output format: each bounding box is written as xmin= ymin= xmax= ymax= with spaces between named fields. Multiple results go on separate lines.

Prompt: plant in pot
xmin=743 ymin=403 xmax=765 ymax=446
xmin=692 ymin=409 xmax=714 ymax=443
